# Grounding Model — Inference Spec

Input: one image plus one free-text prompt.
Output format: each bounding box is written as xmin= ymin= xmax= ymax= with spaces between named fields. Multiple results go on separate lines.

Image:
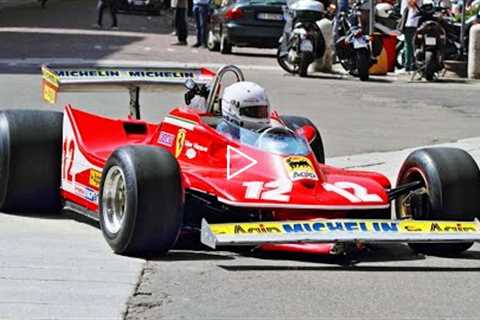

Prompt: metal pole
xmin=129 ymin=86 xmax=141 ymax=120
xmin=460 ymin=0 xmax=469 ymax=59
xmin=369 ymin=0 xmax=374 ymax=35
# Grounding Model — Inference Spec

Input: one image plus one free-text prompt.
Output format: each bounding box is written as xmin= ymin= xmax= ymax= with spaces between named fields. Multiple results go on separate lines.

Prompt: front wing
xmin=201 ymin=218 xmax=480 ymax=249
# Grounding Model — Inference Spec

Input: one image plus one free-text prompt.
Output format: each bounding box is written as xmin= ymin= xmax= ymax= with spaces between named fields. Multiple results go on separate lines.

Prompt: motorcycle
xmin=413 ymin=0 xmax=447 ymax=81
xmin=277 ymin=0 xmax=331 ymax=77
xmin=334 ymin=0 xmax=383 ymax=81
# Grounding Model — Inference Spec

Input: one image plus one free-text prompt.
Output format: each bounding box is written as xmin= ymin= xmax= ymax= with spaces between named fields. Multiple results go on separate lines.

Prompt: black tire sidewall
xmin=99 ymin=148 xmax=139 ymax=253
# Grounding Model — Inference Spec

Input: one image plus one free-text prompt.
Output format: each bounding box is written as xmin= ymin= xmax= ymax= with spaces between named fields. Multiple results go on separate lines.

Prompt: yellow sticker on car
xmin=284 ymin=155 xmax=318 ymax=181
xmin=89 ymin=169 xmax=102 ymax=189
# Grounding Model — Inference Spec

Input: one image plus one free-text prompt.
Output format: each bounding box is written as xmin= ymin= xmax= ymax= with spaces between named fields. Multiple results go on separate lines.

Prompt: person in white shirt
xmin=402 ymin=0 xmax=423 ymax=71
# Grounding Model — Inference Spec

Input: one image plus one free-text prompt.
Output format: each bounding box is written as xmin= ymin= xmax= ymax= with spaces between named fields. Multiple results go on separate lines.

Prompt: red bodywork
xmin=62 ymin=104 xmax=392 ymax=255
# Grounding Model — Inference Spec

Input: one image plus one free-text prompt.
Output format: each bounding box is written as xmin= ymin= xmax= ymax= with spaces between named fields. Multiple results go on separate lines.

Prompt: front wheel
xmin=356 ymin=49 xmax=370 ymax=81
xmin=276 ymin=45 xmax=296 ymax=74
xmin=396 ymin=147 xmax=480 ymax=255
xmin=100 ymin=145 xmax=183 ymax=257
xmin=425 ymin=50 xmax=435 ymax=81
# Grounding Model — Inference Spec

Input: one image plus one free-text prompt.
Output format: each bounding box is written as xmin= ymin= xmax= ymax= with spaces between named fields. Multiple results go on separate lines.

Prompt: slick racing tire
xmin=356 ymin=48 xmax=370 ymax=81
xmin=396 ymin=147 xmax=480 ymax=255
xmin=281 ymin=115 xmax=325 ymax=164
xmin=100 ymin=146 xmax=183 ymax=257
xmin=0 ymin=110 xmax=63 ymax=213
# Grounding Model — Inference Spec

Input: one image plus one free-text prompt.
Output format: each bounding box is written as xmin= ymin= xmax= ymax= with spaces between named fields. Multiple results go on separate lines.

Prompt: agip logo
xmin=284 ymin=156 xmax=318 ymax=181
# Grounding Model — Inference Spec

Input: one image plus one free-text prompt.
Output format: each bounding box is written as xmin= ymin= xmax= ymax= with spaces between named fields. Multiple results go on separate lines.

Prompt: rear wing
xmin=201 ymin=218 xmax=480 ymax=249
xmin=41 ymin=64 xmax=216 ymax=119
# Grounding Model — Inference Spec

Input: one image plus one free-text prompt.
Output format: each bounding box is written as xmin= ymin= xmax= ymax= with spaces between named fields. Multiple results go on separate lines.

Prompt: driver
xmin=217 ymin=81 xmax=271 ymax=144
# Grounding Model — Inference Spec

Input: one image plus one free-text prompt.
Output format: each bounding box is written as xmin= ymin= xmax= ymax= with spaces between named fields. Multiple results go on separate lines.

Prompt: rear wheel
xmin=357 ymin=49 xmax=370 ymax=81
xmin=396 ymin=41 xmax=405 ymax=69
xmin=100 ymin=145 xmax=183 ymax=257
xmin=220 ymin=32 xmax=232 ymax=54
xmin=0 ymin=110 xmax=63 ymax=213
xmin=425 ymin=51 xmax=435 ymax=81
xmin=281 ymin=115 xmax=325 ymax=164
xmin=298 ymin=52 xmax=309 ymax=77
xmin=396 ymin=147 xmax=480 ymax=255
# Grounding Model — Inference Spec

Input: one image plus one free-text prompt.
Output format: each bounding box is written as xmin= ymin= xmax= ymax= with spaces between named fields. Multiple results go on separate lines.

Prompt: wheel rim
xmin=397 ymin=167 xmax=429 ymax=219
xmin=102 ymin=166 xmax=127 ymax=235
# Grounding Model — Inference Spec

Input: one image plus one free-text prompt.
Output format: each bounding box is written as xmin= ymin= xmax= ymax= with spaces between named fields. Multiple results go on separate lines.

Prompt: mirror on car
xmin=184 ymin=78 xmax=197 ymax=91
xmin=296 ymin=125 xmax=316 ymax=143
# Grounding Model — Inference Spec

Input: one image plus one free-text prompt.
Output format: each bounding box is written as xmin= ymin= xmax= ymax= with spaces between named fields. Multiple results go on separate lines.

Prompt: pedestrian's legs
xmin=199 ymin=5 xmax=209 ymax=46
xmin=193 ymin=5 xmax=202 ymax=46
xmin=109 ymin=4 xmax=118 ymax=27
xmin=176 ymin=7 xmax=188 ymax=43
xmin=97 ymin=2 xmax=106 ymax=26
xmin=404 ymin=27 xmax=416 ymax=71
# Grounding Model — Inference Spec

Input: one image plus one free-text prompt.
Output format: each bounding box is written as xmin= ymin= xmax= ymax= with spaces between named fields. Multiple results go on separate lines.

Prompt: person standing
xmin=172 ymin=0 xmax=189 ymax=45
xmin=192 ymin=0 xmax=210 ymax=47
xmin=97 ymin=0 xmax=119 ymax=29
xmin=402 ymin=0 xmax=422 ymax=71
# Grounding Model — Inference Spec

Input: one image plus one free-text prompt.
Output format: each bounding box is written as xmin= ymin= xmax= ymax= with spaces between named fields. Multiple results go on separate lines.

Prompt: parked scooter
xmin=413 ymin=0 xmax=447 ymax=80
xmin=334 ymin=0 xmax=383 ymax=81
xmin=277 ymin=0 xmax=330 ymax=77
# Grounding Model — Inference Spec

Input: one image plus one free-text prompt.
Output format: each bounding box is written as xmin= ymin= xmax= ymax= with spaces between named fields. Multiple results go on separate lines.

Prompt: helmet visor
xmin=239 ymin=105 xmax=269 ymax=119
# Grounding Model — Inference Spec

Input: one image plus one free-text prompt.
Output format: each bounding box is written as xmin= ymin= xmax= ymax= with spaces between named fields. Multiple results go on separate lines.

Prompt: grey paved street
xmin=1 ymin=1 xmax=480 ymax=319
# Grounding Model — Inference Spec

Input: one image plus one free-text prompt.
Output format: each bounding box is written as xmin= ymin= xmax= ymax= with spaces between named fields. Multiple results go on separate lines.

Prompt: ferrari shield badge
xmin=175 ymin=129 xmax=187 ymax=158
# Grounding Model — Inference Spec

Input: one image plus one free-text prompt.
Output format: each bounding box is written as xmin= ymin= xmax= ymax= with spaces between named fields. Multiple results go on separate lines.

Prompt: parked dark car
xmin=116 ymin=0 xmax=162 ymax=15
xmin=207 ymin=0 xmax=286 ymax=54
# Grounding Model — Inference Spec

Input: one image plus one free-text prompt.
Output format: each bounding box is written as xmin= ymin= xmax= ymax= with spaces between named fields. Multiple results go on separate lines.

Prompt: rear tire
xmin=425 ymin=51 xmax=435 ymax=81
xmin=99 ymin=145 xmax=183 ymax=257
xmin=220 ymin=32 xmax=232 ymax=54
xmin=357 ymin=49 xmax=370 ymax=81
xmin=281 ymin=115 xmax=325 ymax=164
xmin=396 ymin=147 xmax=480 ymax=255
xmin=396 ymin=41 xmax=405 ymax=69
xmin=0 ymin=110 xmax=63 ymax=213
xmin=299 ymin=53 xmax=309 ymax=77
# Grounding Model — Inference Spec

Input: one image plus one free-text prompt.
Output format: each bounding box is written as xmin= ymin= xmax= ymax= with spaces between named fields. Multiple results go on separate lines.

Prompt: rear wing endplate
xmin=41 ymin=64 xmax=215 ymax=119
xmin=201 ymin=218 xmax=480 ymax=249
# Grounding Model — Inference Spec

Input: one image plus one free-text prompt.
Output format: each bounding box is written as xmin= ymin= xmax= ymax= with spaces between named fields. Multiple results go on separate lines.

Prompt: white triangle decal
xmin=227 ymin=145 xmax=258 ymax=180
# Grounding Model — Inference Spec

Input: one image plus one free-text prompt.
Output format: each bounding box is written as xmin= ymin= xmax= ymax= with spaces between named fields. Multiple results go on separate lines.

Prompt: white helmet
xmin=375 ymin=3 xmax=392 ymax=19
xmin=221 ymin=81 xmax=271 ymax=130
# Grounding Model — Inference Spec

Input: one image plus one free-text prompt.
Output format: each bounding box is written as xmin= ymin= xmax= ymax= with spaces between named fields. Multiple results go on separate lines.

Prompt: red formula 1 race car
xmin=1 ymin=64 xmax=480 ymax=257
